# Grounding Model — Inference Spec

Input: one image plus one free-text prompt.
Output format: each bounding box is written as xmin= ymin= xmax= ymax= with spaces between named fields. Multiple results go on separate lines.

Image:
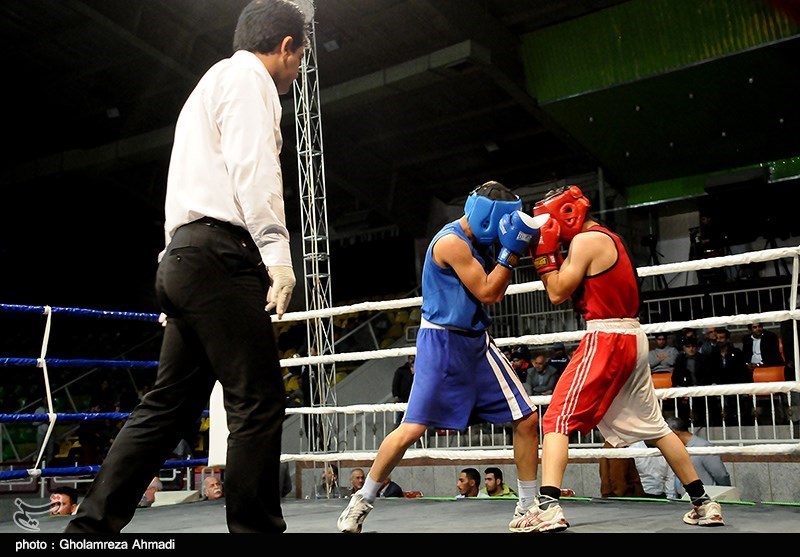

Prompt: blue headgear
xmin=464 ymin=190 xmax=522 ymax=245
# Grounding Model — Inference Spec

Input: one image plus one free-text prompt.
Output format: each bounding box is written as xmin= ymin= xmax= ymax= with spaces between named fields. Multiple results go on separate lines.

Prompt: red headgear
xmin=533 ymin=185 xmax=590 ymax=242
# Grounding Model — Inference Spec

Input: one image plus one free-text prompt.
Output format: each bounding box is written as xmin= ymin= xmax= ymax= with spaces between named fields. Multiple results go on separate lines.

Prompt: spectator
xmin=315 ymin=463 xmax=343 ymax=499
xmin=203 ymin=476 xmax=224 ymax=500
xmin=630 ymin=441 xmax=676 ymax=499
xmin=528 ymin=354 xmax=559 ymax=396
xmin=376 ymin=476 xmax=404 ymax=498
xmin=479 ymin=467 xmax=517 ymax=498
xmin=391 ymin=355 xmax=415 ymax=426
xmin=699 ymin=328 xmax=717 ymax=356
xmin=667 ymin=417 xmax=731 ymax=498
xmin=546 ymin=342 xmax=570 ymax=383
xmin=709 ymin=328 xmax=753 ymax=425
xmin=279 ymin=462 xmax=293 ymax=498
xmin=742 ymin=322 xmax=784 ymax=370
xmin=675 ymin=328 xmax=698 ymax=351
xmin=672 ymin=336 xmax=713 ymax=426
xmin=510 ymin=350 xmax=531 ymax=387
xmin=598 ymin=442 xmax=645 ymax=498
xmin=137 ymin=477 xmax=163 ymax=508
xmin=456 ymin=468 xmax=481 ymax=498
xmin=50 ymin=486 xmax=79 ymax=517
xmin=346 ymin=468 xmax=366 ymax=498
xmin=648 ymin=333 xmax=679 ymax=375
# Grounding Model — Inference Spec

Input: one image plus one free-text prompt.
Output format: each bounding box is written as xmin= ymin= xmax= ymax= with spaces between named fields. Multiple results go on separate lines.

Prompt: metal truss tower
xmin=293 ymin=15 xmax=338 ymax=453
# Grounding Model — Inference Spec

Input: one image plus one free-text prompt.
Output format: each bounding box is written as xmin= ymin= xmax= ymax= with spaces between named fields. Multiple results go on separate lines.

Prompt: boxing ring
xmin=1 ymin=245 xmax=799 ymax=535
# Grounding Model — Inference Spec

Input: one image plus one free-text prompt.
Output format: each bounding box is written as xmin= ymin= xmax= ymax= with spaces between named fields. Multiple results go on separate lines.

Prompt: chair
xmin=752 ymin=365 xmax=788 ymax=423
xmin=651 ymin=372 xmax=672 ymax=389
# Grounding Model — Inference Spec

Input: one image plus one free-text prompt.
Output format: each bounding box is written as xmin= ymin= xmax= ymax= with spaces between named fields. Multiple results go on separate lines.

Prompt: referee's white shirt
xmin=161 ymin=50 xmax=291 ymax=268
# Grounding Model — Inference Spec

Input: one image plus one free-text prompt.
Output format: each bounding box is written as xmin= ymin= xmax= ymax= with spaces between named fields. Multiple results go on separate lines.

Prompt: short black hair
xmin=233 ymin=0 xmax=309 ymax=54
xmin=461 ymin=467 xmax=481 ymax=484
xmin=666 ymin=416 xmax=689 ymax=433
xmin=682 ymin=336 xmax=699 ymax=347
xmin=51 ymin=486 xmax=79 ymax=504
xmin=484 ymin=467 xmax=503 ymax=481
xmin=471 ymin=180 xmax=518 ymax=202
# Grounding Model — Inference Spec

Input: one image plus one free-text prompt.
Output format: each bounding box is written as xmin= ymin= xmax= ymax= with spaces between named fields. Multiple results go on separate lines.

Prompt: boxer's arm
xmin=540 ymin=233 xmax=598 ymax=304
xmin=435 ymin=234 xmax=511 ymax=304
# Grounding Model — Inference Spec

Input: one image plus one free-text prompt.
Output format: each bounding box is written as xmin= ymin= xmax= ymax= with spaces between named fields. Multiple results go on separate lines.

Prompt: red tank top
xmin=571 ymin=226 xmax=640 ymax=320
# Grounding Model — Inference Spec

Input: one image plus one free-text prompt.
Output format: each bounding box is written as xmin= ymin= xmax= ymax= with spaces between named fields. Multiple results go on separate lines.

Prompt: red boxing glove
xmin=530 ymin=216 xmax=563 ymax=275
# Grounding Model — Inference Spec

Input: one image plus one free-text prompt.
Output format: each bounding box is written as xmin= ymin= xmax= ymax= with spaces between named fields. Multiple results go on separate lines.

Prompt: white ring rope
xmin=279 ymin=310 xmax=800 ymax=368
xmin=275 ymin=247 xmax=800 ymax=323
xmin=281 ymin=443 xmax=800 ymax=464
xmin=284 ymin=382 xmax=800 ymax=418
xmin=30 ymin=305 xmax=57 ymax=474
xmin=277 ymin=246 xmax=800 ymax=368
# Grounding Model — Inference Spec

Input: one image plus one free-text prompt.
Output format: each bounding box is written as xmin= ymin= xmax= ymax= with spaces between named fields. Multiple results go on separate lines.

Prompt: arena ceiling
xmin=1 ymin=0 xmax=798 ymax=307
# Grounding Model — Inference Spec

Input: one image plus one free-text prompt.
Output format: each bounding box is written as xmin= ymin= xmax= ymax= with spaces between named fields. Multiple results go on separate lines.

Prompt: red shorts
xmin=542 ymin=319 xmax=670 ymax=446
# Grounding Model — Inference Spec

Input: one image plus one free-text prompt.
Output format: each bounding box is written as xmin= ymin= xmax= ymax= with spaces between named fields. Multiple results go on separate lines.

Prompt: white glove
xmin=265 ymin=265 xmax=296 ymax=319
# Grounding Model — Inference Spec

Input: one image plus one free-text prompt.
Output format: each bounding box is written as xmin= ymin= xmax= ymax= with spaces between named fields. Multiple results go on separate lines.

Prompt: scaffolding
xmin=293 ymin=14 xmax=338 ymax=453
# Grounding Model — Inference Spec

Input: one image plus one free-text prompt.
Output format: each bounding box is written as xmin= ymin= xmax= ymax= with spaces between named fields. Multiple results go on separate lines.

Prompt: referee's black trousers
xmin=66 ymin=219 xmax=287 ymax=533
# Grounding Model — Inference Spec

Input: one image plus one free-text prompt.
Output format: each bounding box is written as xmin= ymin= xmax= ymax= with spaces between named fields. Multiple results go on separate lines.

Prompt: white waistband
xmin=420 ymin=318 xmax=445 ymax=330
xmin=586 ymin=318 xmax=641 ymax=332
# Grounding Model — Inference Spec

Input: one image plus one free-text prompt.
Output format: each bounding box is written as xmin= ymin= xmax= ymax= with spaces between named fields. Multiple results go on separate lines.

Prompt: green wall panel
xmin=522 ymin=0 xmax=800 ymax=103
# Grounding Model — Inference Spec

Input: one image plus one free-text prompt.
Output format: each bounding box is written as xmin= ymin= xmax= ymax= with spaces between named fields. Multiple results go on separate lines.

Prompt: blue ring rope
xmin=0 ymin=303 xmax=159 ymax=322
xmin=0 ymin=459 xmax=210 ymax=481
xmin=0 ymin=358 xmax=159 ymax=368
xmin=0 ymin=411 xmax=210 ymax=423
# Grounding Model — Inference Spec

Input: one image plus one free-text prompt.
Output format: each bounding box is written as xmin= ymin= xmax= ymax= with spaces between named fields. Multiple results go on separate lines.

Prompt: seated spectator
xmin=546 ymin=342 xmax=570 ymax=383
xmin=510 ymin=350 xmax=532 ymax=388
xmin=699 ymin=328 xmax=717 ymax=356
xmin=599 ymin=442 xmax=645 ymax=498
xmin=742 ymin=322 xmax=784 ymax=370
xmin=648 ymin=333 xmax=679 ymax=374
xmin=478 ymin=467 xmax=517 ymax=498
xmin=202 ymin=476 xmax=224 ymax=500
xmin=455 ymin=467 xmax=481 ymax=498
xmin=629 ymin=441 xmax=676 ymax=499
xmin=672 ymin=336 xmax=713 ymax=426
xmin=49 ymin=486 xmax=79 ymax=516
xmin=674 ymin=328 xmax=698 ymax=350
xmin=315 ymin=463 xmax=343 ymax=499
xmin=138 ymin=477 xmax=162 ymax=508
xmin=376 ymin=475 xmax=404 ymax=498
xmin=345 ymin=468 xmax=366 ymax=498
xmin=528 ymin=354 xmax=559 ymax=396
xmin=709 ymin=328 xmax=754 ymax=426
xmin=667 ymin=417 xmax=732 ymax=498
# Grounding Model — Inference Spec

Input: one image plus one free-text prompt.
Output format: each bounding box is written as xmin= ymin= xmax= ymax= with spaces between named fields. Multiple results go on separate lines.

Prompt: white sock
xmin=358 ymin=476 xmax=382 ymax=504
xmin=517 ymin=479 xmax=540 ymax=510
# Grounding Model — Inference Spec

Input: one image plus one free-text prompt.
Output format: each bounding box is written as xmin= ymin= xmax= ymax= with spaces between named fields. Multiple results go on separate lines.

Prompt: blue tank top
xmin=421 ymin=220 xmax=493 ymax=332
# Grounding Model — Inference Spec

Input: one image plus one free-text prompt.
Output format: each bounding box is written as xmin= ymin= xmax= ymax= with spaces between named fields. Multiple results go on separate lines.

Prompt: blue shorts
xmin=403 ymin=327 xmax=536 ymax=430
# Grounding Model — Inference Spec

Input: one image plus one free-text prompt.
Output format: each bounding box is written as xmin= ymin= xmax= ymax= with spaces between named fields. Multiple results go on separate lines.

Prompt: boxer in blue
xmin=338 ymin=181 xmax=547 ymax=533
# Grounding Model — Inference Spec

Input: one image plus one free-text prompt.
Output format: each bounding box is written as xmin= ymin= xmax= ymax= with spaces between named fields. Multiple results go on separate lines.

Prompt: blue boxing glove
xmin=496 ymin=210 xmax=543 ymax=269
